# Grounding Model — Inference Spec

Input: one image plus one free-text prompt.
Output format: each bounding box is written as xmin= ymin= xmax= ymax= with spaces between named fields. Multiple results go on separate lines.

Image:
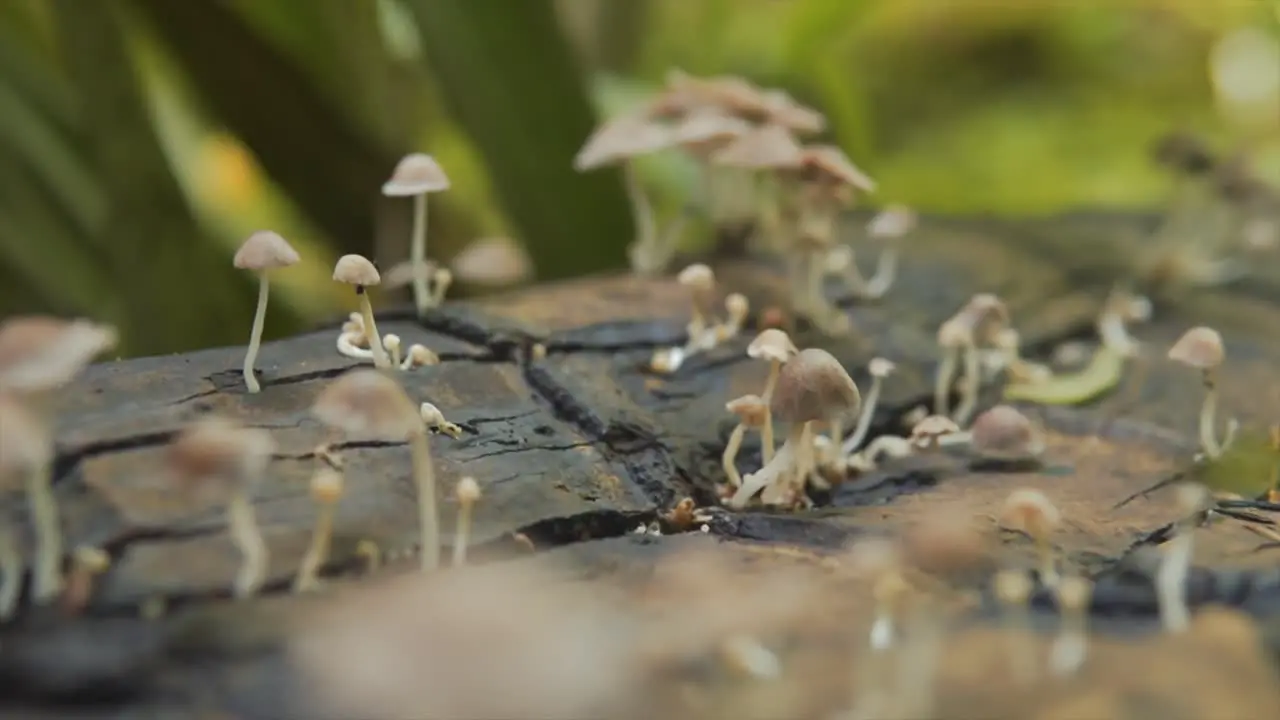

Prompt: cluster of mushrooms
xmin=575 ymin=69 xmax=910 ymax=335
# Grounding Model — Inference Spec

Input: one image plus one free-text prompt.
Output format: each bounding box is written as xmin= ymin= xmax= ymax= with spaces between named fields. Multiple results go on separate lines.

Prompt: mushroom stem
xmin=336 ymin=330 xmax=372 ymax=360
xmin=857 ymin=435 xmax=916 ymax=467
xmin=409 ymin=429 xmax=440 ymax=572
xmin=228 ymin=490 xmax=268 ymax=599
xmin=994 ymin=570 xmax=1037 ymax=685
xmin=356 ymin=290 xmax=391 ymax=369
xmin=26 ymin=460 xmax=62 ymax=603
xmin=242 ymin=274 xmax=270 ymax=393
xmin=621 ymin=162 xmax=660 ymax=274
xmin=729 ymin=424 xmax=800 ymax=508
xmin=842 ymin=374 xmax=884 ymax=454
xmin=1199 ymin=370 xmax=1223 ymax=459
xmin=385 ymin=335 xmax=403 ymax=368
xmin=722 ymin=422 xmax=748 ymax=487
xmin=934 ymin=346 xmax=958 ymax=417
xmin=453 ymin=497 xmax=474 ymax=567
xmin=294 ymin=498 xmax=337 ymax=593
xmin=1157 ymin=520 xmax=1195 ymax=633
xmin=953 ymin=341 xmax=982 ymax=426
xmin=0 ymin=525 xmax=20 ymax=619
xmin=760 ymin=360 xmax=782 ymax=463
xmin=411 ymin=193 xmax=431 ymax=316
xmin=861 ymin=247 xmax=900 ymax=299
xmin=1035 ymin=532 xmax=1059 ymax=588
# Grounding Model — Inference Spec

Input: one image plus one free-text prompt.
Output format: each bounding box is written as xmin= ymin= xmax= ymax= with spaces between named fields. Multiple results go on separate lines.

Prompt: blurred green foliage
xmin=0 ymin=0 xmax=1276 ymax=356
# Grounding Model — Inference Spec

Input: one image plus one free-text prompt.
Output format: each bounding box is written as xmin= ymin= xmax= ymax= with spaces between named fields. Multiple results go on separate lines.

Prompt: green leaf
xmin=405 ymin=0 xmax=633 ymax=280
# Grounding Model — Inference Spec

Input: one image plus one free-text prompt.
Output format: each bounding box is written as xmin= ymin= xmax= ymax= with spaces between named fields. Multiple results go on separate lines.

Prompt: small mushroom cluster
xmin=330 ymin=253 xmax=444 ymax=371
xmin=650 ymin=263 xmax=749 ymax=373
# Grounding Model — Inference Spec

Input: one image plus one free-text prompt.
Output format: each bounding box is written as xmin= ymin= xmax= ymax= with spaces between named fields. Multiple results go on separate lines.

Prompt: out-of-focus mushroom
xmin=841 ymin=357 xmax=896 ymax=454
xmin=0 ymin=392 xmax=56 ymax=606
xmin=968 ymin=405 xmax=1046 ymax=467
xmin=294 ymin=468 xmax=345 ymax=593
xmin=1168 ymin=326 xmax=1229 ymax=459
xmin=0 ymin=316 xmax=118 ymax=397
xmin=382 ymin=153 xmax=451 ymax=316
xmin=450 ymin=237 xmax=533 ymax=290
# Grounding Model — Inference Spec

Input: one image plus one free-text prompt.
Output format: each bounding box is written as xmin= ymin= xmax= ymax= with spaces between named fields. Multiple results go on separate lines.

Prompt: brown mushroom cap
xmin=313 ymin=370 xmax=419 ymax=440
xmin=746 ymin=328 xmax=798 ymax=363
xmin=574 ymin=115 xmax=674 ymax=171
xmin=449 ymin=237 xmax=533 ymax=287
xmin=770 ymin=348 xmax=861 ymax=425
xmin=0 ymin=316 xmax=117 ymax=392
xmin=1167 ymin=326 xmax=1225 ymax=370
xmin=796 ymin=145 xmax=876 ymax=192
xmin=909 ymin=415 xmax=962 ymax=447
xmin=234 ymin=230 xmax=300 ymax=271
xmin=164 ymin=417 xmax=276 ymax=502
xmin=970 ymin=405 xmax=1044 ymax=459
xmin=726 ymin=394 xmax=769 ymax=427
xmin=333 ymin=254 xmax=382 ymax=287
xmin=663 ymin=69 xmax=768 ymax=116
xmin=0 ymin=392 xmax=52 ymax=482
xmin=711 ymin=124 xmax=804 ymax=170
xmin=671 ymin=109 xmax=751 ymax=152
xmin=999 ymin=488 xmax=1062 ymax=534
xmin=382 ymin=153 xmax=451 ymax=196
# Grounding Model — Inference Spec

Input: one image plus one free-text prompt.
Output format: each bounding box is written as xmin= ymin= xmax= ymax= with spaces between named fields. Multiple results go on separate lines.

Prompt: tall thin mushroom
xmin=0 ymin=392 xmax=54 ymax=611
xmin=722 ymin=394 xmax=769 ymax=488
xmin=746 ymin=329 xmax=799 ymax=462
xmin=382 ymin=153 xmax=451 ymax=316
xmin=1168 ymin=326 xmax=1228 ymax=459
xmin=333 ymin=255 xmax=391 ymax=369
xmin=233 ymin=230 xmax=300 ymax=393
xmin=313 ymin=370 xmax=443 ymax=571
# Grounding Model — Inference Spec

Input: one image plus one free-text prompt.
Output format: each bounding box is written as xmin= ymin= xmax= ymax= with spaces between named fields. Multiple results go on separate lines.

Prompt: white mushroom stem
xmin=409 ymin=428 xmax=441 ymax=571
xmin=760 ymin=360 xmax=782 ymax=463
xmin=336 ymin=331 xmax=373 ymax=360
xmin=730 ymin=421 xmax=811 ymax=508
xmin=842 ymin=374 xmax=886 ymax=454
xmin=453 ymin=496 xmax=475 ymax=567
xmin=410 ymin=193 xmax=431 ymax=316
xmin=953 ymin=340 xmax=982 ymax=426
xmin=430 ymin=270 xmax=452 ymax=307
xmin=27 ymin=461 xmax=62 ymax=603
xmin=1199 ymin=369 xmax=1223 ymax=459
xmin=1050 ymin=598 xmax=1089 ymax=677
xmin=861 ymin=246 xmax=900 ymax=299
xmin=242 ymin=273 xmax=271 ymax=393
xmin=0 ymin=525 xmax=20 ymax=619
xmin=384 ymin=335 xmax=402 ymax=368
xmin=356 ymin=289 xmax=391 ymax=368
xmin=293 ymin=497 xmax=337 ymax=593
xmin=622 ymin=162 xmax=660 ymax=274
xmin=934 ymin=346 xmax=958 ymax=417
xmin=722 ymin=422 xmax=748 ymax=487
xmin=228 ymin=490 xmax=268 ymax=599
xmin=1157 ymin=519 xmax=1195 ymax=633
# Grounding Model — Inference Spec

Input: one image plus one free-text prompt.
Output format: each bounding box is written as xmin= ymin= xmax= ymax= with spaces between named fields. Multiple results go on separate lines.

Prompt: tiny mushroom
xmin=934 ymin=317 xmax=975 ymax=420
xmin=842 ymin=357 xmax=896 ymax=454
xmin=382 ymin=153 xmax=452 ymax=316
xmin=993 ymin=568 xmax=1037 ymax=685
xmin=402 ymin=344 xmax=441 ymax=371
xmin=731 ymin=349 xmax=860 ymax=508
xmin=233 ymin=230 xmax=300 ymax=393
xmin=294 ymin=467 xmax=345 ymax=593
xmin=1000 ymin=488 xmax=1063 ymax=587
xmin=163 ymin=417 xmax=276 ymax=598
xmin=677 ymin=263 xmax=717 ymax=340
xmin=383 ymin=334 xmax=403 ymax=369
xmin=452 ymin=476 xmax=482 ymax=566
xmin=1167 ymin=326 xmax=1228 ymax=459
xmin=746 ymin=328 xmax=800 ymax=462
xmin=0 ymin=392 xmax=58 ymax=604
xmin=722 ymin=394 xmax=769 ymax=488
xmin=1157 ymin=482 xmax=1209 ymax=634
xmin=908 ymin=415 xmax=963 ymax=451
xmin=420 ymin=402 xmax=464 ymax=439
xmin=430 ymin=267 xmax=454 ymax=306
xmin=61 ymin=545 xmax=110 ymax=615
xmin=450 ymin=237 xmax=533 ymax=290
xmin=1049 ymin=574 xmax=1093 ymax=677
xmin=715 ymin=293 xmax=750 ymax=343
xmin=314 ymin=370 xmax=441 ymax=572
xmin=333 ymin=254 xmax=391 ymax=369
xmin=969 ymin=405 xmax=1046 ymax=465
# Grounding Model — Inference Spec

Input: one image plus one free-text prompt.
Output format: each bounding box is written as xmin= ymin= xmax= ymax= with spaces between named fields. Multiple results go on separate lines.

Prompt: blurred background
xmin=0 ymin=0 xmax=1277 ymax=356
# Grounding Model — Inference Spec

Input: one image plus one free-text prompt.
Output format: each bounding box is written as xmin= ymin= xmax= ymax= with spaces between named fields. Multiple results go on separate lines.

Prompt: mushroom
xmin=382 ymin=153 xmax=451 ymax=316
xmin=1000 ymin=488 xmax=1063 ymax=587
xmin=713 ymin=293 xmax=750 ymax=343
xmin=934 ymin=317 xmax=975 ymax=420
xmin=294 ymin=467 xmax=344 ymax=593
xmin=841 ymin=357 xmax=896 ymax=454
xmin=420 ymin=402 xmax=463 ymax=439
xmin=452 ymin=476 xmax=481 ymax=566
xmin=908 ymin=414 xmax=964 ymax=452
xmin=0 ymin=392 xmax=58 ymax=603
xmin=1157 ymin=482 xmax=1209 ymax=633
xmin=383 ymin=334 xmax=403 ymax=369
xmin=61 ymin=545 xmax=110 ymax=615
xmin=1049 ymin=574 xmax=1093 ymax=677
xmin=671 ymin=108 xmax=752 ymax=223
xmin=355 ymin=539 xmax=382 ymax=574
xmin=1167 ymin=326 xmax=1229 ymax=459
xmin=313 ymin=370 xmax=443 ymax=572
xmin=993 ymin=568 xmax=1037 ymax=685
xmin=402 ymin=344 xmax=441 ymax=370
xmin=574 ymin=115 xmax=675 ymax=275
xmin=163 ymin=417 xmax=276 ymax=598
xmin=0 ymin=316 xmax=118 ymax=397
xmin=730 ymin=349 xmax=860 ymax=508
xmin=746 ymin=328 xmax=799 ymax=462
xmin=935 ymin=295 xmax=1009 ymax=423
xmin=677 ymin=263 xmax=717 ymax=341
xmin=860 ymin=204 xmax=915 ymax=298
xmin=722 ymin=394 xmax=769 ymax=488
xmin=232 ymin=230 xmax=300 ymax=393
xmin=711 ymin=124 xmax=806 ymax=252
xmin=968 ymin=405 xmax=1046 ymax=468
xmin=430 ymin=268 xmax=454 ymax=307
xmin=450 ymin=237 xmax=533 ymax=290
xmin=333 ymin=254 xmax=391 ymax=369
xmin=0 ymin=523 xmax=18 ymax=619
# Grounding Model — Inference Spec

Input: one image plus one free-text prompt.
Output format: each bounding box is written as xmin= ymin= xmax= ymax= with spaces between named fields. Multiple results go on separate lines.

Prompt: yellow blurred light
xmin=202 ymin=133 xmax=260 ymax=207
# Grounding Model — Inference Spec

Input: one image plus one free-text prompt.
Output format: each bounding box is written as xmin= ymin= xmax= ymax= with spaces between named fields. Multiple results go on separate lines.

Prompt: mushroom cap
xmin=310 ymin=467 xmax=345 ymax=504
xmin=970 ymin=405 xmax=1044 ymax=460
xmin=333 ymin=254 xmax=382 ymax=287
xmin=382 ymin=259 xmax=439 ymax=290
xmin=313 ymin=370 xmax=419 ymax=440
xmin=936 ymin=317 xmax=973 ymax=348
xmin=0 ymin=316 xmax=118 ymax=392
xmin=382 ymin=153 xmax=451 ymax=196
xmin=1055 ymin=575 xmax=1093 ymax=611
xmin=0 ymin=392 xmax=52 ymax=481
xmin=724 ymin=293 xmax=749 ymax=317
xmin=677 ymin=263 xmax=715 ymax=291
xmin=992 ymin=568 xmax=1033 ymax=604
xmin=456 ymin=476 xmax=481 ymax=503
xmin=868 ymin=357 xmax=896 ymax=378
xmin=867 ymin=205 xmax=917 ymax=239
xmin=450 ymin=237 xmax=533 ymax=287
xmin=909 ymin=414 xmax=962 ymax=446
xmin=233 ymin=230 xmax=300 ymax=271
xmin=662 ymin=68 xmax=768 ymax=116
xmin=420 ymin=401 xmax=448 ymax=428
xmin=671 ymin=108 xmax=751 ymax=149
xmin=999 ymin=488 xmax=1062 ymax=535
xmin=711 ymin=124 xmax=804 ymax=170
xmin=770 ymin=348 xmax=861 ymax=425
xmin=747 ymin=328 xmax=798 ymax=363
xmin=164 ymin=417 xmax=276 ymax=500
xmin=760 ymin=90 xmax=826 ymax=134
xmin=1167 ymin=326 xmax=1225 ymax=370
xmin=725 ymin=394 xmax=768 ymax=427
xmin=796 ymin=145 xmax=876 ymax=192
xmin=574 ymin=115 xmax=674 ymax=171
xmin=963 ymin=293 xmax=1010 ymax=328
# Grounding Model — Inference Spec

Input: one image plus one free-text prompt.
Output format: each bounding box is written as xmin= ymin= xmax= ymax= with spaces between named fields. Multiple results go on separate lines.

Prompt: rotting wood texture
xmin=5 ymin=211 xmax=1280 ymax=718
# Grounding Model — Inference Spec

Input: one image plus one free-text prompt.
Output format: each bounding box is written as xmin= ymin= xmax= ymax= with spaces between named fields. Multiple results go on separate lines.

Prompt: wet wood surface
xmin=5 ymin=211 xmax=1280 ymax=718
